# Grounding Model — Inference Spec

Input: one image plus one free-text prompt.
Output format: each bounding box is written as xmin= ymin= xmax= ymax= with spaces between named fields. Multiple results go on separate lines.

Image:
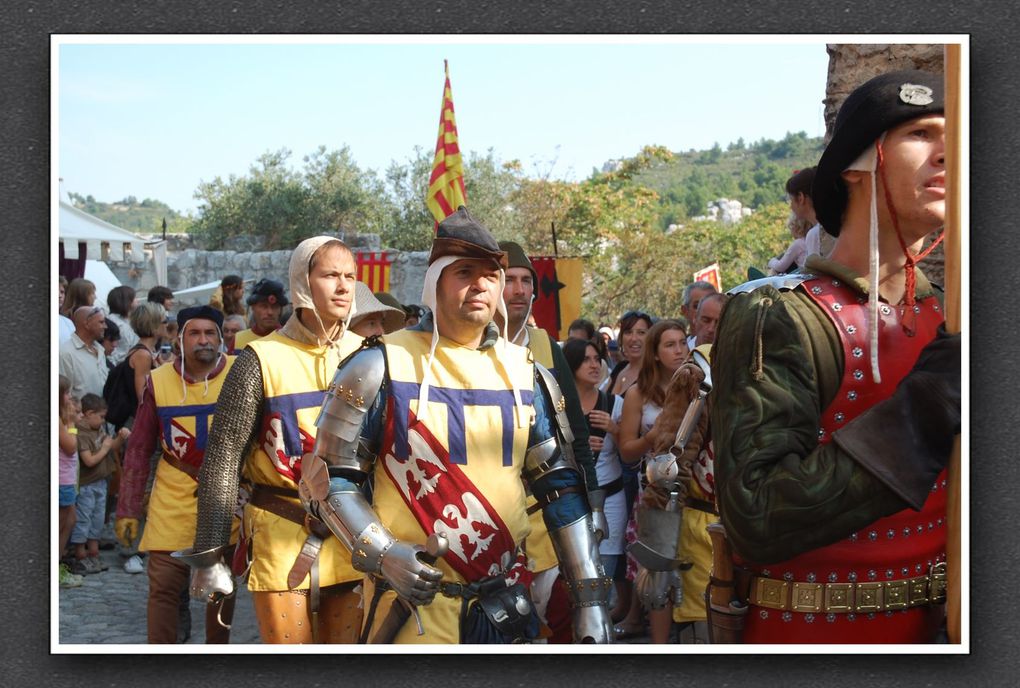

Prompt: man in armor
xmin=497 ymin=240 xmax=602 ymax=643
xmin=710 ymin=70 xmax=960 ymax=643
xmin=179 ymin=236 xmax=365 ymax=644
xmin=290 ymin=207 xmax=611 ymax=643
xmin=114 ymin=305 xmax=236 ymax=643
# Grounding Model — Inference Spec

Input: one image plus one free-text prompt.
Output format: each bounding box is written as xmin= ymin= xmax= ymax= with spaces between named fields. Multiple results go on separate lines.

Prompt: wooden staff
xmin=943 ymin=43 xmax=963 ymax=644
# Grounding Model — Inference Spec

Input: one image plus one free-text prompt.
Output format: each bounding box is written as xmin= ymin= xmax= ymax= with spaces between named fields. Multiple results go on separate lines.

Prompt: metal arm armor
xmin=312 ymin=341 xmax=386 ymax=475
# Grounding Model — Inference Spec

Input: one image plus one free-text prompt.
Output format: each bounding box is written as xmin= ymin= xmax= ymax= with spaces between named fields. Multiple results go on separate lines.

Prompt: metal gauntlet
xmin=172 ymin=545 xmax=234 ymax=602
xmin=549 ymin=515 xmax=614 ymax=644
xmin=299 ymin=455 xmax=442 ymax=606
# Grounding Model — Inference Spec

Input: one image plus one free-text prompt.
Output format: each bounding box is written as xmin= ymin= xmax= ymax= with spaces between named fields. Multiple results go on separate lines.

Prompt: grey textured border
xmin=5 ymin=0 xmax=1014 ymax=685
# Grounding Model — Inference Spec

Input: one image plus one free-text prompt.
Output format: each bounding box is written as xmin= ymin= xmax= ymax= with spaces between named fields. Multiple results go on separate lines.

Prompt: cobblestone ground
xmin=57 ymin=545 xmax=260 ymax=645
xmin=57 ymin=545 xmax=651 ymax=646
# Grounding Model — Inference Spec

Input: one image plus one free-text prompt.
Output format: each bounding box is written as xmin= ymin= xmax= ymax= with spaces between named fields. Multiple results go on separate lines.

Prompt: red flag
xmin=426 ymin=60 xmax=467 ymax=228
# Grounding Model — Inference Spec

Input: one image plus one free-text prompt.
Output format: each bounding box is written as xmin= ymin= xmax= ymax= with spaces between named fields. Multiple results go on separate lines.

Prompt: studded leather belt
xmin=750 ymin=562 xmax=946 ymax=614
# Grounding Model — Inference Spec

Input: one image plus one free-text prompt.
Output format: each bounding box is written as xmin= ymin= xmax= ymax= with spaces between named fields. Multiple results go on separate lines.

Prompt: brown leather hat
xmin=428 ymin=206 xmax=508 ymax=269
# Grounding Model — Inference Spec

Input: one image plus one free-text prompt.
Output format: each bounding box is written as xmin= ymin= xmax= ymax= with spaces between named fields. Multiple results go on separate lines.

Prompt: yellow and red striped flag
xmin=426 ymin=60 xmax=467 ymax=228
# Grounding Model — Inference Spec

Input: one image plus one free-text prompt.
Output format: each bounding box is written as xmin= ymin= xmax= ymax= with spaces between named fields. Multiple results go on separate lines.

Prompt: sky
xmin=56 ymin=36 xmax=833 ymax=215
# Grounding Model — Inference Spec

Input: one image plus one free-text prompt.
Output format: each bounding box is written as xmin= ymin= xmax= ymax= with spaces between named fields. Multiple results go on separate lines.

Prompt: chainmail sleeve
xmin=193 ymin=348 xmax=264 ymax=551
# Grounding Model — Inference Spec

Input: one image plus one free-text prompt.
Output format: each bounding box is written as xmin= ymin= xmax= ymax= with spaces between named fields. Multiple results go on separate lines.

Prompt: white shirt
xmin=59 ymin=333 xmax=109 ymax=401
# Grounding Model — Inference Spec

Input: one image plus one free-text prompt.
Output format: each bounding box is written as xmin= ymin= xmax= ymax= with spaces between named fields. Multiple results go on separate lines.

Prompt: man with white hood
xmin=179 ymin=236 xmax=365 ymax=644
xmin=290 ymin=207 xmax=612 ymax=644
xmin=710 ymin=70 xmax=960 ymax=643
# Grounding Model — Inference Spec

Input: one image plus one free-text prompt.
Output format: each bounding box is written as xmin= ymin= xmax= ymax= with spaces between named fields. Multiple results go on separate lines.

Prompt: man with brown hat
xmin=348 ymin=283 xmax=406 ymax=337
xmin=179 ymin=236 xmax=365 ymax=644
xmin=710 ymin=70 xmax=960 ymax=643
xmin=294 ymin=207 xmax=613 ymax=644
xmin=497 ymin=240 xmax=603 ymax=642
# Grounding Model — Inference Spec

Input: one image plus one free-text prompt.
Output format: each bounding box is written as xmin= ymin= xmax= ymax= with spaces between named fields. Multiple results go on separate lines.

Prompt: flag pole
xmin=943 ymin=42 xmax=963 ymax=645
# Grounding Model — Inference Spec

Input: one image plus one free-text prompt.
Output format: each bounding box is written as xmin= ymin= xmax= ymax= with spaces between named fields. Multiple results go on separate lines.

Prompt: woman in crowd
xmin=616 ymin=319 xmax=689 ymax=641
xmin=106 ymin=286 xmax=139 ymax=365
xmin=606 ymin=311 xmax=653 ymax=396
xmin=126 ymin=302 xmax=166 ymax=412
xmin=62 ymin=278 xmax=97 ymax=318
xmin=562 ymin=338 xmax=628 ymax=625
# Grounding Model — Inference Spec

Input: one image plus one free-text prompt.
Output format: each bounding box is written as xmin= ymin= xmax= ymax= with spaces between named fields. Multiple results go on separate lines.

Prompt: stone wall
xmin=822 ymin=44 xmax=946 ymax=286
xmin=104 ymin=234 xmax=431 ymax=308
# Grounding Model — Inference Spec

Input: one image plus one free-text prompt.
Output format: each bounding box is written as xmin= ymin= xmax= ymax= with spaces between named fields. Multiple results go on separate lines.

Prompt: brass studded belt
xmin=750 ymin=562 xmax=946 ymax=614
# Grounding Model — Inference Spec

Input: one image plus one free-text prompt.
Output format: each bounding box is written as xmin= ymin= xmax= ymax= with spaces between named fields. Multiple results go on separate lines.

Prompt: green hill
xmin=67 ymin=192 xmax=189 ymax=235
xmin=627 ymin=131 xmax=824 ymax=229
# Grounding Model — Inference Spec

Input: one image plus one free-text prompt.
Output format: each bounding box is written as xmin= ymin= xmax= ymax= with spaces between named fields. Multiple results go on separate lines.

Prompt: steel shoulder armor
xmin=312 ymin=341 xmax=386 ymax=476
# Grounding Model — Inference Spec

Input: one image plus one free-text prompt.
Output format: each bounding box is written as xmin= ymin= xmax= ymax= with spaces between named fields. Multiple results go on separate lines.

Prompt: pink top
xmin=59 ymin=427 xmax=79 ymax=487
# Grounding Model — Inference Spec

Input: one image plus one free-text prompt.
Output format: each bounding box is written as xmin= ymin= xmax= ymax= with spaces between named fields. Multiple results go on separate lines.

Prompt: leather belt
xmin=161 ymin=452 xmax=201 ymax=480
xmin=684 ymin=496 xmax=717 ymax=515
xmin=749 ymin=562 xmax=947 ymax=614
xmin=249 ymin=485 xmax=330 ymax=592
xmin=599 ymin=476 xmax=624 ymax=498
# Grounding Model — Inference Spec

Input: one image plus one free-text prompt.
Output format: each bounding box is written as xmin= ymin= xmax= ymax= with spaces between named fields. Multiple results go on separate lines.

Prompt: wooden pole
xmin=943 ymin=42 xmax=963 ymax=645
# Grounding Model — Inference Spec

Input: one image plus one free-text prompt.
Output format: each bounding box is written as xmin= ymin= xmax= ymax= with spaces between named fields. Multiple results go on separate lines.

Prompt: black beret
xmin=429 ymin=206 xmax=508 ymax=269
xmin=813 ymin=70 xmax=944 ymax=237
xmin=177 ymin=304 xmax=224 ymax=332
xmin=246 ymin=278 xmax=289 ymax=307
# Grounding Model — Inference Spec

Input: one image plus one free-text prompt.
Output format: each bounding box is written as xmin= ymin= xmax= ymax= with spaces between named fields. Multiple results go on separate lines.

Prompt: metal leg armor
xmin=549 ymin=515 xmax=614 ymax=643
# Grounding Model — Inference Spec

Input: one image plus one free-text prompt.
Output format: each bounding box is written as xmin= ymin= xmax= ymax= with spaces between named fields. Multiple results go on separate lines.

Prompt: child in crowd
xmin=767 ymin=214 xmax=811 ymax=275
xmin=58 ymin=376 xmax=84 ymax=588
xmin=69 ymin=393 xmax=130 ymax=576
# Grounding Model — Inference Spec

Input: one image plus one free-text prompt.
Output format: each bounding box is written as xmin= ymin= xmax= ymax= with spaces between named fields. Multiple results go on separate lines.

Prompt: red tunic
xmin=740 ymin=276 xmax=947 ymax=644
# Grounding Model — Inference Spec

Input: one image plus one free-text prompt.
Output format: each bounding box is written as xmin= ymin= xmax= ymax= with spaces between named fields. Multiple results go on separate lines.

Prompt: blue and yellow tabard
xmin=521 ymin=326 xmax=558 ymax=573
xmin=242 ymin=329 xmax=363 ymax=592
xmin=365 ymin=328 xmax=536 ymax=643
xmin=140 ymin=358 xmax=235 ymax=553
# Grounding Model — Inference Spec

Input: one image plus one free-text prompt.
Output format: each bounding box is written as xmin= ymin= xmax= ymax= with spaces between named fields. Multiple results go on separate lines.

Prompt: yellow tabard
xmin=522 ymin=326 xmax=558 ymax=573
xmin=242 ymin=329 xmax=364 ymax=592
xmin=139 ymin=358 xmax=234 ymax=553
xmin=672 ymin=474 xmax=718 ymax=624
xmin=233 ymin=327 xmax=267 ymax=352
xmin=367 ymin=328 xmax=535 ymax=643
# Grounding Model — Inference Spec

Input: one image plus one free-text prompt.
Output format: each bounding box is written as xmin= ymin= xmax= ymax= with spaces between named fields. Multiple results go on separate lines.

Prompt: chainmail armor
xmin=193 ymin=348 xmax=264 ymax=551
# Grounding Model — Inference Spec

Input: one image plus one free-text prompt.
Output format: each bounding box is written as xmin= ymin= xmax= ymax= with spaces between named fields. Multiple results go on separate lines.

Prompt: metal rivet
xmin=852 ymin=346 xmax=863 ymax=358
xmin=846 ymin=324 xmax=857 ymax=335
xmin=806 ymin=572 xmax=817 ymax=583
xmin=887 ymin=529 xmax=895 ymax=539
xmin=834 ymin=412 xmax=845 ymax=423
xmin=826 ymin=613 xmax=837 ymax=623
xmin=811 ymin=286 xmax=823 ymax=295
xmin=828 ymin=572 xmax=838 ymax=583
xmin=832 ymin=303 xmax=843 ymax=312
xmin=782 ymin=612 xmax=792 ymax=623
xmin=805 ymin=614 xmax=815 ymax=624
xmin=847 ymin=391 xmax=858 ymax=401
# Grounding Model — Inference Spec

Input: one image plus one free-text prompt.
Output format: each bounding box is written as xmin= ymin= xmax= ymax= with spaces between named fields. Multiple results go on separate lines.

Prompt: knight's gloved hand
xmin=114 ymin=517 xmax=138 ymax=548
xmin=905 ymin=325 xmax=961 ymax=433
xmin=189 ymin=560 xmax=234 ymax=603
xmin=379 ymin=540 xmax=443 ymax=606
xmin=634 ymin=566 xmax=678 ymax=611
xmin=573 ymin=602 xmax=614 ymax=644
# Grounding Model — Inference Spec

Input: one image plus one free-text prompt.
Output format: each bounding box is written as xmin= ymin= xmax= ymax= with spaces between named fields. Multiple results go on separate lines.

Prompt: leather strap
xmin=685 ymin=496 xmax=718 ymax=515
xmin=161 ymin=452 xmax=201 ymax=480
xmin=599 ymin=476 xmax=624 ymax=498
xmin=249 ymin=485 xmax=330 ymax=592
xmin=526 ymin=485 xmax=586 ymax=515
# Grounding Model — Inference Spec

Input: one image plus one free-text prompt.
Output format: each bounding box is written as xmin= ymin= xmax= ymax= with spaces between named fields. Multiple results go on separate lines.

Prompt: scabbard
xmin=368 ymin=596 xmax=413 ymax=644
xmin=705 ymin=522 xmax=747 ymax=644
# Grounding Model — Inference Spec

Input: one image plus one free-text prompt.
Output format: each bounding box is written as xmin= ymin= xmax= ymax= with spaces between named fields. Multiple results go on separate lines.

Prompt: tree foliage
xmin=73 ymin=134 xmax=807 ymax=321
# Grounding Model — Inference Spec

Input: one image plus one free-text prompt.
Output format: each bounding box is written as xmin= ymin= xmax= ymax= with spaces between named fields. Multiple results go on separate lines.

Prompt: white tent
xmin=58 ymin=181 xmax=167 ymax=283
xmin=173 ymin=280 xmax=220 ymax=307
xmin=84 ymin=259 xmax=122 ymax=310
